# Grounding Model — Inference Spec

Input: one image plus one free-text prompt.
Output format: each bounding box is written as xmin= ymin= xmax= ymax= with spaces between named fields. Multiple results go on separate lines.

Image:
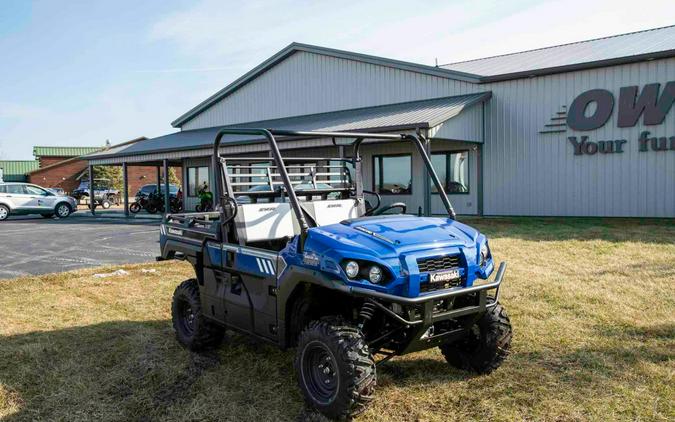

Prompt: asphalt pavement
xmin=0 ymin=215 xmax=161 ymax=279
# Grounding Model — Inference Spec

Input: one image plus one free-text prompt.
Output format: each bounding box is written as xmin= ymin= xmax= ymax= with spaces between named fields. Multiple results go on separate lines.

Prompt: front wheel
xmin=129 ymin=202 xmax=141 ymax=213
xmin=0 ymin=205 xmax=9 ymax=221
xmin=439 ymin=300 xmax=512 ymax=374
xmin=55 ymin=203 xmax=72 ymax=219
xmin=171 ymin=279 xmax=224 ymax=351
xmin=295 ymin=317 xmax=376 ymax=420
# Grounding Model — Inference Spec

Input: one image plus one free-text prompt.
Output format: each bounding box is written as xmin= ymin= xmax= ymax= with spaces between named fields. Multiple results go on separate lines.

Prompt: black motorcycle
xmin=129 ymin=192 xmax=182 ymax=214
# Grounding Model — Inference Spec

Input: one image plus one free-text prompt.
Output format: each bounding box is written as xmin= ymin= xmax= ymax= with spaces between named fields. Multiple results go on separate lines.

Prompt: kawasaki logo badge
xmin=429 ymin=269 xmax=460 ymax=283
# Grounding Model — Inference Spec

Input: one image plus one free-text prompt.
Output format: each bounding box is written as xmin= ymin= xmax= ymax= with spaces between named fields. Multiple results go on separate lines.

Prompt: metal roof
xmin=90 ymin=92 xmax=491 ymax=160
xmin=171 ymin=42 xmax=483 ymax=128
xmin=33 ymin=146 xmax=102 ymax=158
xmin=441 ymin=25 xmax=675 ymax=81
xmin=0 ymin=160 xmax=40 ymax=181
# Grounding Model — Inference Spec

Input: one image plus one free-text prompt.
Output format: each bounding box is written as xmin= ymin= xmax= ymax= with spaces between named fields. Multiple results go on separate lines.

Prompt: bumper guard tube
xmin=349 ymin=262 xmax=507 ymax=326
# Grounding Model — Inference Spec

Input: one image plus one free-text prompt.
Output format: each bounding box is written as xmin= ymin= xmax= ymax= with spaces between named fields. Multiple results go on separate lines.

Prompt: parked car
xmin=72 ymin=178 xmax=120 ymax=209
xmin=0 ymin=182 xmax=78 ymax=220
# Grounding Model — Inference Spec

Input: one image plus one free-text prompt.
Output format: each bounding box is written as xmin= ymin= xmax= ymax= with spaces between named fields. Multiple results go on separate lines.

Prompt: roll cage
xmin=211 ymin=129 xmax=457 ymax=252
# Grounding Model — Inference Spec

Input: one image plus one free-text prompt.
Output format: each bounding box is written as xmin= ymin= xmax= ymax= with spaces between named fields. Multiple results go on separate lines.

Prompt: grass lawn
xmin=1 ymin=218 xmax=673 ymax=421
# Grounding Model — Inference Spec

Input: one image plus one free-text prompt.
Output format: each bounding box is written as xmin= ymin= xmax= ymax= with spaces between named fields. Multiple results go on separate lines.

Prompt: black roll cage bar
xmin=212 ymin=129 xmax=457 ymax=250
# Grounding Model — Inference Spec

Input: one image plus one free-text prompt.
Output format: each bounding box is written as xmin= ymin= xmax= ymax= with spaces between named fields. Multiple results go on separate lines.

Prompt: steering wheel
xmin=362 ymin=190 xmax=381 ymax=216
xmin=372 ymin=202 xmax=407 ymax=215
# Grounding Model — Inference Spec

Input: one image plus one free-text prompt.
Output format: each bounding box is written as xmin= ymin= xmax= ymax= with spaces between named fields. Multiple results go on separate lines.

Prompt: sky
xmin=1 ymin=0 xmax=674 ymax=160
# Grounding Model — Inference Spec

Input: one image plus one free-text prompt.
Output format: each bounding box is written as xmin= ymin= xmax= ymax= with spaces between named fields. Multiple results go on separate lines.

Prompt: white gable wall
xmin=181 ymin=51 xmax=478 ymax=130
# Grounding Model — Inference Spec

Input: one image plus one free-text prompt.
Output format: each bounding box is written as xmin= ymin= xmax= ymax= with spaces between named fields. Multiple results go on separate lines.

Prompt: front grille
xmin=417 ymin=254 xmax=461 ymax=273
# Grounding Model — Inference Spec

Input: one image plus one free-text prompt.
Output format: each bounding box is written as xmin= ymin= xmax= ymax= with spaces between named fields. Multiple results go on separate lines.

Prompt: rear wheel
xmin=55 ymin=203 xmax=72 ymax=219
xmin=0 ymin=205 xmax=9 ymax=221
xmin=171 ymin=279 xmax=224 ymax=351
xmin=439 ymin=300 xmax=512 ymax=374
xmin=295 ymin=317 xmax=376 ymax=420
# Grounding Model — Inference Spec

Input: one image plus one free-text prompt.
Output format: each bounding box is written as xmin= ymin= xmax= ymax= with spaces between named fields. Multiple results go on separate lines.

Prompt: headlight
xmin=480 ymin=243 xmax=490 ymax=266
xmin=344 ymin=261 xmax=359 ymax=278
xmin=368 ymin=266 xmax=383 ymax=284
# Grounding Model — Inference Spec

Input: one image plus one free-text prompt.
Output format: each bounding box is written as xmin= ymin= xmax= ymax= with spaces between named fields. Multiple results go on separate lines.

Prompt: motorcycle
xmin=129 ymin=192 xmax=182 ymax=214
xmin=195 ymin=190 xmax=213 ymax=212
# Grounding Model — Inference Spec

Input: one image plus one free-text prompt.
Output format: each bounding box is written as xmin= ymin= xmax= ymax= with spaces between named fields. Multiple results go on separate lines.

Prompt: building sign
xmin=543 ymin=81 xmax=675 ymax=155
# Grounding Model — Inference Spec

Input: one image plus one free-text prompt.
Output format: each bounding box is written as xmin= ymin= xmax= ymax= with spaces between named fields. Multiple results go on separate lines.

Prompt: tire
xmin=129 ymin=202 xmax=141 ymax=214
xmin=439 ymin=300 xmax=512 ymax=374
xmin=55 ymin=203 xmax=72 ymax=219
xmin=0 ymin=204 xmax=9 ymax=221
xmin=41 ymin=213 xmax=54 ymax=219
xmin=146 ymin=205 xmax=158 ymax=214
xmin=171 ymin=279 xmax=224 ymax=351
xmin=101 ymin=200 xmax=112 ymax=209
xmin=295 ymin=317 xmax=376 ymax=420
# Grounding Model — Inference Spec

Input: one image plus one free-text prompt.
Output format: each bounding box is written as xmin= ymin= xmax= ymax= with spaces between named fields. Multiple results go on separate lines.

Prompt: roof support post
xmin=88 ymin=164 xmax=95 ymax=216
xmin=123 ymin=163 xmax=129 ymax=217
xmin=420 ymin=129 xmax=432 ymax=217
xmin=163 ymin=160 xmax=170 ymax=216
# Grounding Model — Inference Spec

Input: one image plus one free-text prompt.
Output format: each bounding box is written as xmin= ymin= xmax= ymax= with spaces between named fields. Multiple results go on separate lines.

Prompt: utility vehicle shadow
xmin=0 ymin=320 xmax=477 ymax=421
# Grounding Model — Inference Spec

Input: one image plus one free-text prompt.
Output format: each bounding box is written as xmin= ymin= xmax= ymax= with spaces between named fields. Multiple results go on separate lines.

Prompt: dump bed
xmin=159 ymin=211 xmax=221 ymax=260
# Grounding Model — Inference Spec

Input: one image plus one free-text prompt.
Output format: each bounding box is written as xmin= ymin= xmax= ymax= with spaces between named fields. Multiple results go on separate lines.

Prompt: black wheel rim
xmin=177 ymin=298 xmax=196 ymax=336
xmin=301 ymin=341 xmax=339 ymax=404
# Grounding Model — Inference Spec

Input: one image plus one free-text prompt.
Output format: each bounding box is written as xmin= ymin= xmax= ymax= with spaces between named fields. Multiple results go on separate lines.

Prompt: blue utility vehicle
xmin=160 ymin=129 xmax=511 ymax=420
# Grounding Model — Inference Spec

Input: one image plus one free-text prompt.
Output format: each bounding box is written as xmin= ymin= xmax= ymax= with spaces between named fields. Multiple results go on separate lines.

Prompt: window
xmin=0 ymin=185 xmax=5 ymax=194
xmin=25 ymin=185 xmax=49 ymax=196
xmin=373 ymin=155 xmax=412 ymax=195
xmin=187 ymin=166 xmax=209 ymax=197
xmin=6 ymin=184 xmax=25 ymax=194
xmin=431 ymin=151 xmax=469 ymax=194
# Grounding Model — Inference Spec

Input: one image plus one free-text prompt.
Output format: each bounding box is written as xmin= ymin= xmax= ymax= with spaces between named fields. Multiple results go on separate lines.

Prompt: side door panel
xmin=219 ymin=244 xmax=279 ymax=341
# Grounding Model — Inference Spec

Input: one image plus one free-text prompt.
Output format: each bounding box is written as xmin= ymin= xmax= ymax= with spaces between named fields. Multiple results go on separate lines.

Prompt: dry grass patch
xmin=0 ymin=218 xmax=673 ymax=421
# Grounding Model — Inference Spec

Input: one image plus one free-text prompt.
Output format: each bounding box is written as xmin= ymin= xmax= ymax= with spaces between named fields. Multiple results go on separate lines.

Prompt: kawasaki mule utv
xmin=159 ymin=128 xmax=512 ymax=420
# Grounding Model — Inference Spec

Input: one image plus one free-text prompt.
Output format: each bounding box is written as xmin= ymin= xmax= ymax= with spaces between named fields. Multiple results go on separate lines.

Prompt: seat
xmin=301 ymin=199 xmax=360 ymax=226
xmin=234 ymin=203 xmax=297 ymax=243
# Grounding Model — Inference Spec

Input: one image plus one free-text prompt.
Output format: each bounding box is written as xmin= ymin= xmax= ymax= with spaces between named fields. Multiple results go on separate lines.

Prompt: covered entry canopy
xmin=86 ymin=92 xmax=491 ymax=165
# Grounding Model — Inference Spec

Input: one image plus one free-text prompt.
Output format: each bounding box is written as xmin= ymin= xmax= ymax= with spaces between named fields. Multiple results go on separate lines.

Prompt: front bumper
xmin=351 ymin=262 xmax=507 ymax=354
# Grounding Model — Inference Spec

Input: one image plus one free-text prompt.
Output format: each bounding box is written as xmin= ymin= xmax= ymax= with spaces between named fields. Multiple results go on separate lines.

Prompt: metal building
xmin=87 ymin=26 xmax=675 ymax=217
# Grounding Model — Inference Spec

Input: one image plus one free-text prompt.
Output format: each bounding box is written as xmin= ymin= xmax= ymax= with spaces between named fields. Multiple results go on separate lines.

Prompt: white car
xmin=0 ymin=183 xmax=78 ymax=221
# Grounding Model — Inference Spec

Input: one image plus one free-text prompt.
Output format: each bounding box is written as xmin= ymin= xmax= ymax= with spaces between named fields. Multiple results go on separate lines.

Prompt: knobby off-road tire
xmin=295 ymin=317 xmax=376 ymax=420
xmin=440 ymin=299 xmax=512 ymax=374
xmin=171 ymin=279 xmax=225 ymax=351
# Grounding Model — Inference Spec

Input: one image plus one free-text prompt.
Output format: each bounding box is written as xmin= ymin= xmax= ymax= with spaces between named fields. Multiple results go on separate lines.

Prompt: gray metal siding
xmin=481 ymin=57 xmax=675 ymax=217
xmin=182 ymin=51 xmax=477 ymax=130
xmin=166 ymin=50 xmax=673 ymax=218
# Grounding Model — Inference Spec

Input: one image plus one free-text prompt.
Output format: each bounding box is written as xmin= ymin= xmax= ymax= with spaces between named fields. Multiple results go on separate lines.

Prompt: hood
xmin=307 ymin=215 xmax=479 ymax=256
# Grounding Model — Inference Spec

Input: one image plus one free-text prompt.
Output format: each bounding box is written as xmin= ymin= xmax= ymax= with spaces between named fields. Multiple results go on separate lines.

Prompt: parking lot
xmin=0 ymin=216 xmax=160 ymax=279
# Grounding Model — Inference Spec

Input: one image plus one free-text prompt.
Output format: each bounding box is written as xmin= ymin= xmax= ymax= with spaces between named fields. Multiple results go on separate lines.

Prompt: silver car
xmin=0 ymin=183 xmax=78 ymax=221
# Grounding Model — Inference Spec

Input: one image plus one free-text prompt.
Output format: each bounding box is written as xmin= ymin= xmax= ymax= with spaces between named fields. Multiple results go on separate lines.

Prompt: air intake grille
xmin=417 ymin=254 xmax=461 ymax=273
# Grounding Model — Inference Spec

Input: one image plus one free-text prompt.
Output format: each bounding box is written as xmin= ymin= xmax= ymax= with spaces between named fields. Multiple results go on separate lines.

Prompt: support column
xmin=163 ymin=159 xmax=170 ymax=216
xmin=423 ymin=133 xmax=432 ymax=217
xmin=88 ymin=165 xmax=95 ymax=215
xmin=122 ymin=163 xmax=129 ymax=217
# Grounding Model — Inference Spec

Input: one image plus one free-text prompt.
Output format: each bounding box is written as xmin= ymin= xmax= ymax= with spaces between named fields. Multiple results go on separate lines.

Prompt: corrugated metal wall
xmin=481 ymin=58 xmax=674 ymax=217
xmin=178 ymin=51 xmax=674 ymax=217
xmin=181 ymin=51 xmax=477 ymax=131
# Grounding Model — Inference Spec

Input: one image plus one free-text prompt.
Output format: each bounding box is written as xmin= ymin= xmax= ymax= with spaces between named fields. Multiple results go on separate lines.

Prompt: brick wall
xmin=28 ymin=159 xmax=87 ymax=193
